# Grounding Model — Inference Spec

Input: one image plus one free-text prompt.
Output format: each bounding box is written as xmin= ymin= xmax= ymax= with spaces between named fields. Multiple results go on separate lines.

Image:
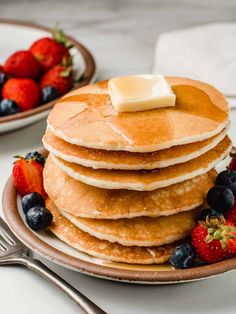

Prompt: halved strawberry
xmin=12 ymin=158 xmax=46 ymax=197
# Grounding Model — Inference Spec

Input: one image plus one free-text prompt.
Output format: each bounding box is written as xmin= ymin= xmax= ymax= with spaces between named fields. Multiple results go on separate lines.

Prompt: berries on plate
xmin=170 ymin=243 xmax=196 ymax=269
xmin=21 ymin=192 xmax=45 ymax=214
xmin=12 ymin=156 xmax=46 ymax=197
xmin=25 ymin=206 xmax=53 ymax=231
xmin=25 ymin=151 xmax=45 ymax=167
xmin=215 ymin=170 xmax=236 ymax=193
xmin=40 ymin=65 xmax=73 ymax=96
xmin=4 ymin=50 xmax=41 ymax=79
xmin=207 ymin=185 xmax=234 ymax=213
xmin=2 ymin=78 xmax=41 ymax=111
xmin=192 ymin=214 xmax=236 ymax=263
xmin=0 ymin=99 xmax=20 ymax=116
xmin=41 ymin=86 xmax=58 ymax=104
xmin=196 ymin=208 xmax=222 ymax=222
xmin=29 ymin=29 xmax=71 ymax=71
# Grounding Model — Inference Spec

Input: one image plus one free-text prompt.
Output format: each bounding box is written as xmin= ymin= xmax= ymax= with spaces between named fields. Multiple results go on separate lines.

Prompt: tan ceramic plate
xmin=0 ymin=19 xmax=96 ymax=133
xmin=2 ymin=149 xmax=236 ymax=284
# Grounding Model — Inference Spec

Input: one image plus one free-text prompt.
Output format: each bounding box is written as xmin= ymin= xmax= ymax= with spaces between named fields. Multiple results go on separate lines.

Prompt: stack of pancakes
xmin=43 ymin=77 xmax=231 ymax=265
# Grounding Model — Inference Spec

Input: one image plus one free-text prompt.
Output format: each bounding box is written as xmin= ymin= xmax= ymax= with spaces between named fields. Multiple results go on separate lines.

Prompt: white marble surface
xmin=1 ymin=0 xmax=236 ymax=313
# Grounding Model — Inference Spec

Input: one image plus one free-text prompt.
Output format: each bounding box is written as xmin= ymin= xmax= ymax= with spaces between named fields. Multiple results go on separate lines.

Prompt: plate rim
xmin=0 ymin=18 xmax=96 ymax=125
xmin=2 ymin=152 xmax=236 ymax=283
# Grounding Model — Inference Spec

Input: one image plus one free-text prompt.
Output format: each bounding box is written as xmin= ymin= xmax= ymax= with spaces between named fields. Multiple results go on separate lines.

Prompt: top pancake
xmin=47 ymin=78 xmax=229 ymax=153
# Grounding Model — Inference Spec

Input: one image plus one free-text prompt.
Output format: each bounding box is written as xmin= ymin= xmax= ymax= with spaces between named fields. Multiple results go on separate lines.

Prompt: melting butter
xmin=108 ymin=74 xmax=176 ymax=113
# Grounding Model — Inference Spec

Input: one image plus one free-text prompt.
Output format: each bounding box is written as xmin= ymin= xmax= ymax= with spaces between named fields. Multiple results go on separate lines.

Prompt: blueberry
xmin=170 ymin=243 xmax=196 ymax=268
xmin=21 ymin=192 xmax=45 ymax=214
xmin=25 ymin=151 xmax=45 ymax=166
xmin=216 ymin=170 xmax=236 ymax=193
xmin=207 ymin=185 xmax=234 ymax=213
xmin=196 ymin=208 xmax=222 ymax=221
xmin=26 ymin=206 xmax=53 ymax=231
xmin=0 ymin=71 xmax=7 ymax=88
xmin=0 ymin=99 xmax=20 ymax=116
xmin=41 ymin=86 xmax=58 ymax=104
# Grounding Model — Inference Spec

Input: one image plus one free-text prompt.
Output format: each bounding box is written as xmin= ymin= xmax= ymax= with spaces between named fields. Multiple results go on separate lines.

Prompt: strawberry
xmin=225 ymin=199 xmax=236 ymax=225
xmin=192 ymin=214 xmax=236 ymax=263
xmin=12 ymin=157 xmax=46 ymax=197
xmin=2 ymin=78 xmax=41 ymax=111
xmin=40 ymin=65 xmax=73 ymax=96
xmin=4 ymin=50 xmax=41 ymax=79
xmin=29 ymin=28 xmax=71 ymax=71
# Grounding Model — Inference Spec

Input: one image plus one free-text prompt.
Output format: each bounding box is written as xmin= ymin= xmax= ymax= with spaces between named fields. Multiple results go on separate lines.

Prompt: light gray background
xmin=1 ymin=1 xmax=236 ymax=313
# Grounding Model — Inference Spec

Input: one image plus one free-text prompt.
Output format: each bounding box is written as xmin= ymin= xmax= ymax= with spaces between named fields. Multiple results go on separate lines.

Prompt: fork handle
xmin=18 ymin=256 xmax=107 ymax=314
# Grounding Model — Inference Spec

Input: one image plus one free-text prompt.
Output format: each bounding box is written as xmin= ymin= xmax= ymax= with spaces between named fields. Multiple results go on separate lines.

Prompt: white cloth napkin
xmin=153 ymin=23 xmax=236 ymax=107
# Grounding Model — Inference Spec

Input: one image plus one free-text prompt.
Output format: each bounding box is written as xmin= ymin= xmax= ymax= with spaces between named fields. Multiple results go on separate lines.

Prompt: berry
xmin=41 ymin=86 xmax=58 ymax=104
xmin=4 ymin=50 xmax=41 ymax=79
xmin=225 ymin=200 xmax=236 ymax=225
xmin=0 ymin=71 xmax=7 ymax=88
xmin=196 ymin=208 xmax=222 ymax=222
xmin=2 ymin=78 xmax=41 ymax=111
xmin=192 ymin=214 xmax=236 ymax=263
xmin=21 ymin=192 xmax=45 ymax=214
xmin=25 ymin=151 xmax=45 ymax=166
xmin=207 ymin=185 xmax=234 ymax=213
xmin=29 ymin=35 xmax=70 ymax=71
xmin=40 ymin=65 xmax=73 ymax=96
xmin=0 ymin=99 xmax=20 ymax=116
xmin=12 ymin=157 xmax=46 ymax=197
xmin=170 ymin=243 xmax=196 ymax=268
xmin=25 ymin=206 xmax=53 ymax=231
xmin=216 ymin=170 xmax=236 ymax=193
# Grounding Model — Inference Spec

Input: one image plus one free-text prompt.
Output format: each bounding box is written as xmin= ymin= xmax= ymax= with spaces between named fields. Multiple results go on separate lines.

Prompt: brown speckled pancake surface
xmin=51 ymin=136 xmax=231 ymax=191
xmin=47 ymin=198 xmax=176 ymax=264
xmin=43 ymin=127 xmax=228 ymax=170
xmin=44 ymin=156 xmax=216 ymax=219
xmin=47 ymin=77 xmax=229 ymax=152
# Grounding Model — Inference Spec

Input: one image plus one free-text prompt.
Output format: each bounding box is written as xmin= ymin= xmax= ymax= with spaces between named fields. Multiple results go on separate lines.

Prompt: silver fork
xmin=0 ymin=217 xmax=107 ymax=314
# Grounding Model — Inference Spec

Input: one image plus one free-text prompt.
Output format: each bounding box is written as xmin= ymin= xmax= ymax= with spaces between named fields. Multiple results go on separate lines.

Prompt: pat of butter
xmin=108 ymin=74 xmax=176 ymax=113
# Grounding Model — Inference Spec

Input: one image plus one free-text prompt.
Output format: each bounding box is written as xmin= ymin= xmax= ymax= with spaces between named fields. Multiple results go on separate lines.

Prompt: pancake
xmin=60 ymin=209 xmax=197 ymax=247
xmin=44 ymin=156 xmax=216 ymax=219
xmin=47 ymin=77 xmax=229 ymax=153
xmin=47 ymin=198 xmax=176 ymax=264
xmin=43 ymin=127 xmax=228 ymax=170
xmin=50 ymin=136 xmax=231 ymax=191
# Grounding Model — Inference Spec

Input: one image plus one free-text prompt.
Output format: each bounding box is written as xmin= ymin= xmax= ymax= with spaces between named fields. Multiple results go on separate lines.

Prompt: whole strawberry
xmin=4 ymin=50 xmax=41 ymax=79
xmin=29 ymin=28 xmax=71 ymax=72
xmin=2 ymin=78 xmax=41 ymax=111
xmin=40 ymin=65 xmax=73 ymax=96
xmin=12 ymin=157 xmax=46 ymax=197
xmin=192 ymin=214 xmax=236 ymax=263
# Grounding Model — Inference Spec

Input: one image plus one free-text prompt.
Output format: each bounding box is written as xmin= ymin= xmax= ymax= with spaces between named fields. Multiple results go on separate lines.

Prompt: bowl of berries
xmin=0 ymin=19 xmax=96 ymax=133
